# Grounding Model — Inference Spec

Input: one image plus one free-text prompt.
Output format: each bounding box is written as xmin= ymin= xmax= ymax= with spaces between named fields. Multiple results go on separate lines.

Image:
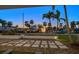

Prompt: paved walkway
xmin=0 ymin=39 xmax=68 ymax=49
xmin=0 ymin=35 xmax=69 ymax=53
xmin=0 ymin=35 xmax=58 ymax=39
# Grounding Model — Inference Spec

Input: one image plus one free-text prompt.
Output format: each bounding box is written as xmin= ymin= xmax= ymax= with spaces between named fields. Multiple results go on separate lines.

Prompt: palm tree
xmin=51 ymin=6 xmax=65 ymax=29
xmin=1 ymin=20 xmax=7 ymax=27
xmin=52 ymin=5 xmax=55 ymax=21
xmin=0 ymin=19 xmax=3 ymax=29
xmin=52 ymin=5 xmax=55 ymax=11
xmin=0 ymin=19 xmax=3 ymax=24
xmin=60 ymin=18 xmax=66 ymax=22
xmin=0 ymin=20 xmax=7 ymax=31
xmin=76 ymin=21 xmax=79 ymax=28
xmin=60 ymin=23 xmax=63 ymax=27
xmin=7 ymin=21 xmax=13 ymax=27
xmin=64 ymin=5 xmax=72 ymax=44
xmin=52 ymin=9 xmax=65 ymax=31
xmin=42 ymin=11 xmax=53 ymax=26
xmin=30 ymin=20 xmax=34 ymax=24
xmin=30 ymin=20 xmax=34 ymax=28
xmin=25 ymin=21 xmax=30 ymax=28
xmin=55 ymin=10 xmax=60 ymax=29
xmin=15 ymin=25 xmax=18 ymax=28
xmin=70 ymin=21 xmax=76 ymax=31
xmin=43 ymin=22 xmax=47 ymax=32
xmin=43 ymin=22 xmax=47 ymax=27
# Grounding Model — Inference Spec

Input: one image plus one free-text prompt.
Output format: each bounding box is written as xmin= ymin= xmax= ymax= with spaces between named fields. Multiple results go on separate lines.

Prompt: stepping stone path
xmin=0 ymin=39 xmax=68 ymax=49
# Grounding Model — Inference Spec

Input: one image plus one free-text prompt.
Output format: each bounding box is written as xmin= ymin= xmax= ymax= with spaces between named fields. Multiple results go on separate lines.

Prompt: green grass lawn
xmin=58 ymin=35 xmax=77 ymax=45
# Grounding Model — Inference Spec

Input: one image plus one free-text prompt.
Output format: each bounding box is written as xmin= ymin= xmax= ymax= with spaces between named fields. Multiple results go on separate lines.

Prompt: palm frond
xmin=56 ymin=10 xmax=60 ymax=18
xmin=60 ymin=18 xmax=66 ymax=22
xmin=76 ymin=21 xmax=79 ymax=25
xmin=42 ymin=14 xmax=47 ymax=19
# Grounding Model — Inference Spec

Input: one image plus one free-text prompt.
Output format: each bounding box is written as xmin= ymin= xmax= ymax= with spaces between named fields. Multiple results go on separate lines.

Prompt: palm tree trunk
xmin=49 ymin=19 xmax=51 ymax=23
xmin=57 ymin=20 xmax=59 ymax=30
xmin=52 ymin=5 xmax=55 ymax=23
xmin=52 ymin=5 xmax=55 ymax=27
xmin=64 ymin=5 xmax=73 ymax=44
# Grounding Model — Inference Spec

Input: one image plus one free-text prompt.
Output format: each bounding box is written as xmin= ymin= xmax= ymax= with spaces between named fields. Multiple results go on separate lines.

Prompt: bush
xmin=58 ymin=35 xmax=77 ymax=45
xmin=2 ymin=30 xmax=16 ymax=35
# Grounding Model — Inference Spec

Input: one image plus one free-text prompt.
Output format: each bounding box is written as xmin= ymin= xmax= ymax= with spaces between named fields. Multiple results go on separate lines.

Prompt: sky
xmin=0 ymin=5 xmax=79 ymax=27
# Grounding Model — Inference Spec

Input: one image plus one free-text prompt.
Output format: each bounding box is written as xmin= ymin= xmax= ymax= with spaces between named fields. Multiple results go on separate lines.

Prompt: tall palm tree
xmin=30 ymin=20 xmax=34 ymax=27
xmin=30 ymin=20 xmax=34 ymax=24
xmin=52 ymin=9 xmax=65 ymax=30
xmin=76 ymin=21 xmax=79 ymax=28
xmin=70 ymin=21 xmax=76 ymax=31
xmin=0 ymin=19 xmax=3 ymax=24
xmin=0 ymin=19 xmax=2 ymax=23
xmin=51 ymin=6 xmax=65 ymax=29
xmin=1 ymin=20 xmax=7 ymax=27
xmin=55 ymin=10 xmax=60 ymax=29
xmin=25 ymin=21 xmax=30 ymax=28
xmin=64 ymin=5 xmax=72 ymax=44
xmin=43 ymin=22 xmax=47 ymax=32
xmin=43 ymin=22 xmax=47 ymax=27
xmin=52 ymin=5 xmax=55 ymax=10
xmin=15 ymin=25 xmax=18 ymax=28
xmin=52 ymin=5 xmax=55 ymax=21
xmin=60 ymin=18 xmax=66 ymax=22
xmin=42 ymin=11 xmax=53 ymax=26
xmin=7 ymin=21 xmax=13 ymax=27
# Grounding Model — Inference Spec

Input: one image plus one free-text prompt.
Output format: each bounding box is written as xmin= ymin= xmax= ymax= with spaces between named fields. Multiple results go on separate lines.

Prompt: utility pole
xmin=20 ymin=12 xmax=24 ymax=39
xmin=22 ymin=12 xmax=24 ymax=29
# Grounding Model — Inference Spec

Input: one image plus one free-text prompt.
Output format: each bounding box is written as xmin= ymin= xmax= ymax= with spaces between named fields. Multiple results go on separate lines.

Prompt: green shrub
xmin=2 ymin=30 xmax=16 ymax=35
xmin=58 ymin=35 xmax=77 ymax=44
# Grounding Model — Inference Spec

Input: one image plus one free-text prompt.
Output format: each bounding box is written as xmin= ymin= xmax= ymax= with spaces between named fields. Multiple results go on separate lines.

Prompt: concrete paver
xmin=55 ymin=41 xmax=64 ymax=45
xmin=0 ymin=39 xmax=68 ymax=49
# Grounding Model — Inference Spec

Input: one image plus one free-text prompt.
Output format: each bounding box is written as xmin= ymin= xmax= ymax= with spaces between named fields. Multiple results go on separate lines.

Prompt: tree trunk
xmin=49 ymin=19 xmax=52 ymax=26
xmin=57 ymin=20 xmax=59 ymax=30
xmin=52 ymin=5 xmax=55 ymax=25
xmin=64 ymin=5 xmax=73 ymax=44
xmin=49 ymin=19 xmax=51 ymax=24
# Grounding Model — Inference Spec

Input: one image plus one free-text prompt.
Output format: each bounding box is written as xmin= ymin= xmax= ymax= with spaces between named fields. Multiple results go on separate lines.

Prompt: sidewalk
xmin=0 ymin=35 xmax=58 ymax=40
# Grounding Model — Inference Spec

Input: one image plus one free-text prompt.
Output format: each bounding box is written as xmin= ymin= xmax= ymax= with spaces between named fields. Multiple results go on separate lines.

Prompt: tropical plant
xmin=7 ymin=21 xmax=13 ymax=27
xmin=60 ymin=18 xmax=66 ymax=22
xmin=55 ymin=10 xmax=60 ymax=29
xmin=1 ymin=20 xmax=7 ymax=27
xmin=30 ymin=20 xmax=34 ymax=24
xmin=48 ymin=23 xmax=52 ymax=27
xmin=15 ymin=25 xmax=18 ymax=28
xmin=70 ymin=21 xmax=76 ymax=30
xmin=0 ymin=19 xmax=3 ymax=24
xmin=53 ymin=26 xmax=56 ymax=31
xmin=60 ymin=23 xmax=63 ymax=27
xmin=25 ymin=21 xmax=30 ymax=28
xmin=52 ymin=5 xmax=55 ymax=11
xmin=52 ymin=5 xmax=55 ymax=21
xmin=42 ymin=11 xmax=53 ymax=25
xmin=51 ymin=6 xmax=66 ymax=30
xmin=43 ymin=22 xmax=47 ymax=27
xmin=76 ymin=21 xmax=79 ymax=28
